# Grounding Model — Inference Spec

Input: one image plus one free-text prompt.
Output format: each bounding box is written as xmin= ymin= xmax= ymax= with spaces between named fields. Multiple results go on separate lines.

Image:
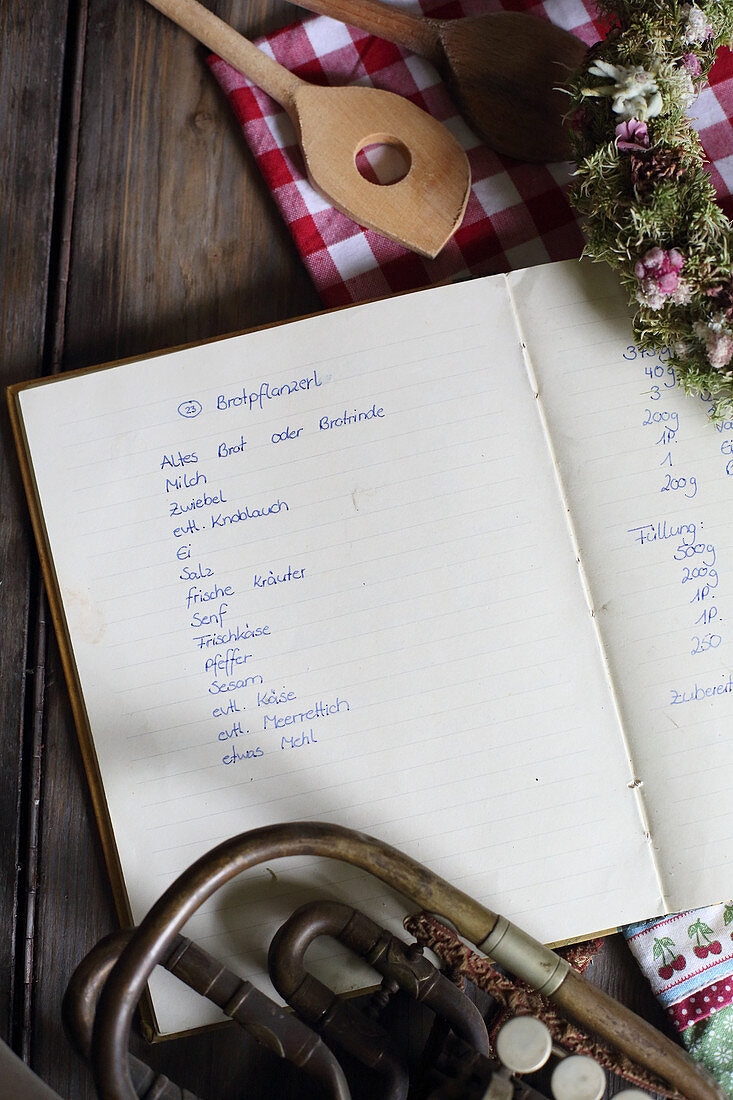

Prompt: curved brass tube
xmin=63 ymin=931 xmax=199 ymax=1099
xmin=267 ymin=899 xmax=490 ymax=1057
xmin=92 ymin=821 xmax=725 ymax=1100
xmin=66 ymin=927 xmax=352 ymax=1099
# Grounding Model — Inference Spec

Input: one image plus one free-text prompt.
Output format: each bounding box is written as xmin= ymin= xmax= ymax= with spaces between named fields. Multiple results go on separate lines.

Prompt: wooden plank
xmin=62 ymin=0 xmax=320 ymax=371
xmin=588 ymin=934 xmax=676 ymax=1040
xmin=29 ymin=651 xmax=115 ymax=1096
xmin=0 ymin=0 xmax=69 ymax=1051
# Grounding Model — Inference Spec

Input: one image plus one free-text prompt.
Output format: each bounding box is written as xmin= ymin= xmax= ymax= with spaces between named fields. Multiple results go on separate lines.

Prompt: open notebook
xmin=9 ymin=259 xmax=733 ymax=1037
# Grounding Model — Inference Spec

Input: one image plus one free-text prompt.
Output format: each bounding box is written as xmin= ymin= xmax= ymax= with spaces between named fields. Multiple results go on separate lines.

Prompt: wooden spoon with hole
xmin=285 ymin=0 xmax=588 ymax=161
xmin=141 ymin=0 xmax=471 ymax=257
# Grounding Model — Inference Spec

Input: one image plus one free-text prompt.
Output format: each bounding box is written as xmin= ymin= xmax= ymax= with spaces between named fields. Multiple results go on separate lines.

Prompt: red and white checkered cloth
xmin=207 ymin=0 xmax=733 ymax=308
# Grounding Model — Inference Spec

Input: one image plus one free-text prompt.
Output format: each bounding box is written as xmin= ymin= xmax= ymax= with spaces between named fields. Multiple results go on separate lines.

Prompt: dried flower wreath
xmin=567 ymin=0 xmax=733 ymax=414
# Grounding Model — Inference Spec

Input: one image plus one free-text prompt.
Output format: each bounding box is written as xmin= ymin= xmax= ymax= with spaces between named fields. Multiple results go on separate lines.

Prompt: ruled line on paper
xmin=108 ymin=569 xmax=550 ymax=682
xmin=60 ymin=316 xmax=487 ymax=431
xmin=82 ymin=465 xmax=524 ymax=579
xmin=119 ymin=598 xmax=560 ymax=693
xmin=101 ymin=535 xmax=539 ymax=641
xmin=129 ymin=677 xmax=571 ymax=748
xmin=79 ymin=430 xmax=508 ymax=573
xmin=113 ymin=572 xmax=550 ymax=678
xmin=151 ymin=804 xmax=603 ymax=883
xmin=70 ymin=411 xmax=509 ymax=504
xmin=132 ymin=712 xmax=584 ymax=771
xmin=150 ymin=792 xmax=603 ymax=879
xmin=84 ymin=462 xmax=526 ymax=562
xmin=147 ymin=768 xmax=602 ymax=849
xmin=657 ymin=731 xmax=728 ymax=757
xmin=139 ymin=721 xmax=581 ymax=827
xmin=67 ymin=364 xmax=507 ymax=492
xmin=114 ymin=572 xmax=545 ymax=682
xmin=136 ymin=723 xmax=590 ymax=810
xmin=122 ymin=646 xmax=566 ymax=720
xmin=113 ymin=621 xmax=558 ymax=748
xmin=63 ymin=331 xmax=493 ymax=450
xmin=100 ymin=564 xmax=546 ymax=654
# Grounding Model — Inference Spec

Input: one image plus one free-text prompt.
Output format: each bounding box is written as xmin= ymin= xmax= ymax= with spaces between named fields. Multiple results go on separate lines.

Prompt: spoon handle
xmin=142 ymin=0 xmax=302 ymax=109
xmin=288 ymin=0 xmax=443 ymax=65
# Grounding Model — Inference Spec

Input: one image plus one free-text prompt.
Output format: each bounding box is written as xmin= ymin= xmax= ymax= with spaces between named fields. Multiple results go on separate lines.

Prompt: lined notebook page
xmin=16 ymin=273 xmax=658 ymax=1035
xmin=510 ymin=259 xmax=733 ymax=914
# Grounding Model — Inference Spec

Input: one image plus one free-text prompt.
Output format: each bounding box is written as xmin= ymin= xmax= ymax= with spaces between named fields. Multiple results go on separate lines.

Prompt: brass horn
xmin=89 ymin=821 xmax=723 ymax=1100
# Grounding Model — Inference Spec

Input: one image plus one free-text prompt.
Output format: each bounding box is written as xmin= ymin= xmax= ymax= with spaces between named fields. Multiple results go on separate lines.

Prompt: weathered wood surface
xmin=0 ymin=0 xmax=70 ymax=1059
xmin=62 ymin=0 xmax=319 ymax=372
xmin=1 ymin=0 xmax=673 ymax=1096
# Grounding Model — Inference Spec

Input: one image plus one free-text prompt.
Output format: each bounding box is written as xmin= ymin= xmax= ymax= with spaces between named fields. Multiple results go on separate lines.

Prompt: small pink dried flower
xmin=615 ymin=118 xmax=650 ymax=151
xmin=683 ymin=52 xmax=703 ymax=77
xmin=635 ymin=247 xmax=690 ymax=309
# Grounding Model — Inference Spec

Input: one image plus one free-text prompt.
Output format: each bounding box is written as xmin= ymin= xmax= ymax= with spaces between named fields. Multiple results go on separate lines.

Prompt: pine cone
xmin=630 ymin=146 xmax=686 ymax=198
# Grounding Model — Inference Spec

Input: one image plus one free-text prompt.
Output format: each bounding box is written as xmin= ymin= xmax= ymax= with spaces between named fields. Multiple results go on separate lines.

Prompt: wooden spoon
xmin=284 ymin=0 xmax=588 ymax=161
xmin=141 ymin=0 xmax=471 ymax=257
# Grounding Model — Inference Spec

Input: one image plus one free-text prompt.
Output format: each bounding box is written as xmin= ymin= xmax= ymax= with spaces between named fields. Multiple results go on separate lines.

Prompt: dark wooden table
xmin=1 ymin=1 xmax=676 ymax=1095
